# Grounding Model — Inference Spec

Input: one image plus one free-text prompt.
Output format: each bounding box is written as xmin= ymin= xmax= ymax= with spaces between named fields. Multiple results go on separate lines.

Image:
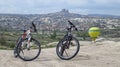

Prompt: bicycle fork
xmin=27 ymin=36 xmax=31 ymax=50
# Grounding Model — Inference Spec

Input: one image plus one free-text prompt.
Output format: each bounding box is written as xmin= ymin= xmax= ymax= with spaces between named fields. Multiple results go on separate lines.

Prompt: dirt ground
xmin=0 ymin=38 xmax=120 ymax=67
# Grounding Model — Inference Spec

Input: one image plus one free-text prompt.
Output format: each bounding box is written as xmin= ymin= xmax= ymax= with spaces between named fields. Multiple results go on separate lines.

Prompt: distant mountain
xmin=88 ymin=14 xmax=120 ymax=18
xmin=39 ymin=9 xmax=120 ymax=18
xmin=39 ymin=9 xmax=82 ymax=18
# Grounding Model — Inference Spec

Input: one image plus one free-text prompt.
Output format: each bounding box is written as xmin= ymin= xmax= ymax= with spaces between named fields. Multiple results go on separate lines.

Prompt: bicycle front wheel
xmin=56 ymin=37 xmax=80 ymax=60
xmin=16 ymin=38 xmax=41 ymax=61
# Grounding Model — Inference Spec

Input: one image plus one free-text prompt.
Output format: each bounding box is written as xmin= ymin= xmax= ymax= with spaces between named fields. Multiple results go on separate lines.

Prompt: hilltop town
xmin=0 ymin=9 xmax=120 ymax=32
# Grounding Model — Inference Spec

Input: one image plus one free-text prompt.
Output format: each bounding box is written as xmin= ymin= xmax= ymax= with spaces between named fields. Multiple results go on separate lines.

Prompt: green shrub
xmin=50 ymin=30 xmax=57 ymax=39
xmin=0 ymin=36 xmax=7 ymax=46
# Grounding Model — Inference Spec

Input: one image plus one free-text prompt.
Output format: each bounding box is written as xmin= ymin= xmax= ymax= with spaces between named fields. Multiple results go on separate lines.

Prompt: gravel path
xmin=0 ymin=40 xmax=120 ymax=67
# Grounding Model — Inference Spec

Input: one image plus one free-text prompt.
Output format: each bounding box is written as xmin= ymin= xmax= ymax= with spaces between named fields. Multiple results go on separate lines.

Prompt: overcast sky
xmin=0 ymin=0 xmax=120 ymax=15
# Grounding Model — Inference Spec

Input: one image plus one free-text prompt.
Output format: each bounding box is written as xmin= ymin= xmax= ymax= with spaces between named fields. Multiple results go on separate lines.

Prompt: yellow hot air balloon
xmin=88 ymin=27 xmax=100 ymax=42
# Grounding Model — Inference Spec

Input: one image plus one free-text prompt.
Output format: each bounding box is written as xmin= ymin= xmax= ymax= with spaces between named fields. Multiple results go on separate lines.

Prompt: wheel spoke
xmin=21 ymin=48 xmax=24 ymax=55
xmin=64 ymin=49 xmax=69 ymax=57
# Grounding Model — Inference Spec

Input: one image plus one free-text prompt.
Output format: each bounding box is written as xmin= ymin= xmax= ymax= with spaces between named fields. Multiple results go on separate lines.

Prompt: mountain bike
xmin=14 ymin=22 xmax=41 ymax=61
xmin=56 ymin=20 xmax=80 ymax=60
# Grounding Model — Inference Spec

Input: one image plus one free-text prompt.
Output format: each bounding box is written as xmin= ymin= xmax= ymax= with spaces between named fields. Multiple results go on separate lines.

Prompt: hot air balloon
xmin=88 ymin=27 xmax=100 ymax=42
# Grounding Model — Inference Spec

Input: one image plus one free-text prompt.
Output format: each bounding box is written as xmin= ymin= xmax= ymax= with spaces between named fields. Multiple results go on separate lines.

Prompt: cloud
xmin=0 ymin=0 xmax=120 ymax=15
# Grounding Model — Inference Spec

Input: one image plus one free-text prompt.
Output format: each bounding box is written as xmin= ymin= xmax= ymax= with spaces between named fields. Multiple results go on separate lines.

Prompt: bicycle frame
xmin=21 ymin=29 xmax=32 ymax=49
xmin=63 ymin=22 xmax=75 ymax=40
xmin=61 ymin=25 xmax=75 ymax=51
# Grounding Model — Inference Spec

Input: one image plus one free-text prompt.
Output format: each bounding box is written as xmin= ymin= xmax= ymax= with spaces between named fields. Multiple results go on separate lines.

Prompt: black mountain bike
xmin=56 ymin=20 xmax=80 ymax=60
xmin=14 ymin=22 xmax=41 ymax=61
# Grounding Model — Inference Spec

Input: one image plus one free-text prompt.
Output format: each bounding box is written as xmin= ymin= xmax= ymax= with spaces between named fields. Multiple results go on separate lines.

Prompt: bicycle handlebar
xmin=32 ymin=22 xmax=37 ymax=32
xmin=68 ymin=20 xmax=78 ymax=31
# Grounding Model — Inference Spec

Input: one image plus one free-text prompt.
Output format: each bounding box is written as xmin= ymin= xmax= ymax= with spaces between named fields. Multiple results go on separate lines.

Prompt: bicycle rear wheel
xmin=56 ymin=37 xmax=80 ymax=60
xmin=16 ymin=38 xmax=41 ymax=61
